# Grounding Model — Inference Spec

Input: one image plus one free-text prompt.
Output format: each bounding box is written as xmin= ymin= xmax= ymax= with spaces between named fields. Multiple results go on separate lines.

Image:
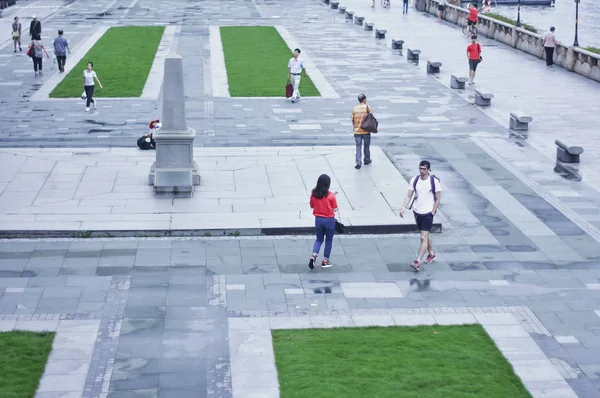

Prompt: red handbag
xmin=285 ymin=82 xmax=293 ymax=98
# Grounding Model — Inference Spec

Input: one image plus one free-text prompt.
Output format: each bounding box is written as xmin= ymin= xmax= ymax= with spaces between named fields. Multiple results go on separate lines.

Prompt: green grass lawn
xmin=272 ymin=325 xmax=531 ymax=398
xmin=0 ymin=331 xmax=55 ymax=398
xmin=50 ymin=26 xmax=165 ymax=98
xmin=220 ymin=26 xmax=320 ymax=97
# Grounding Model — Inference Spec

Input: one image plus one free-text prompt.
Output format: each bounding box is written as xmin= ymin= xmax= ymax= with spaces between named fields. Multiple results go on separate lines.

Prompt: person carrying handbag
xmin=12 ymin=17 xmax=22 ymax=53
xmin=351 ymin=93 xmax=377 ymax=169
xmin=29 ymin=36 xmax=49 ymax=77
xmin=308 ymin=174 xmax=338 ymax=269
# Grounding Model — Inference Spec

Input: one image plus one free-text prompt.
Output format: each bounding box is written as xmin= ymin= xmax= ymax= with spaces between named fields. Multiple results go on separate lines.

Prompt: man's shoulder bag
xmin=360 ymin=106 xmax=378 ymax=133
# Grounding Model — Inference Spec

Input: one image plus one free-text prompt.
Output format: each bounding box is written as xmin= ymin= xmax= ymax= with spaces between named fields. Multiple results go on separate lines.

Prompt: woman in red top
xmin=308 ymin=174 xmax=338 ymax=269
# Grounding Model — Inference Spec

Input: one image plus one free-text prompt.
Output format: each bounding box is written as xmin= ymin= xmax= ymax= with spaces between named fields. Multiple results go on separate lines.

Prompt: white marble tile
xmin=554 ymin=335 xmax=579 ymax=345
xmin=341 ymin=282 xmax=403 ymax=298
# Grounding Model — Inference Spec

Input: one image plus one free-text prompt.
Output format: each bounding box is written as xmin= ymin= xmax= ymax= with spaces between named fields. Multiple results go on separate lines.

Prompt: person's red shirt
xmin=310 ymin=191 xmax=338 ymax=218
xmin=468 ymin=7 xmax=478 ymax=22
xmin=467 ymin=43 xmax=481 ymax=60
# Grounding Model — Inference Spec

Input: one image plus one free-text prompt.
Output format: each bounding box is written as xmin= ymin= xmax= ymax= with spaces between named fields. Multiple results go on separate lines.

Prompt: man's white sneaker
xmin=85 ymin=107 xmax=90 ymax=112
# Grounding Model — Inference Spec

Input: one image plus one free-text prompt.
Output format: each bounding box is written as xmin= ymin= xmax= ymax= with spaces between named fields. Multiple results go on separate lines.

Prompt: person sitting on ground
xmin=137 ymin=119 xmax=160 ymax=150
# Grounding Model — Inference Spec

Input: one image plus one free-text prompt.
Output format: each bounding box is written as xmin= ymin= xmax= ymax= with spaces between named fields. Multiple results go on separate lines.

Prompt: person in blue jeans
xmin=403 ymin=0 xmax=409 ymax=14
xmin=308 ymin=174 xmax=338 ymax=269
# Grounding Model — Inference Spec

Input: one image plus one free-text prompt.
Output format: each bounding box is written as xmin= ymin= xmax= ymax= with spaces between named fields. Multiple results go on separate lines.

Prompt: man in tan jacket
xmin=351 ymin=93 xmax=372 ymax=170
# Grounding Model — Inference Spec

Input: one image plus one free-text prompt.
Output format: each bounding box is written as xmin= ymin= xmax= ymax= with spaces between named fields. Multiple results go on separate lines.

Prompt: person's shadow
xmin=409 ymin=278 xmax=431 ymax=291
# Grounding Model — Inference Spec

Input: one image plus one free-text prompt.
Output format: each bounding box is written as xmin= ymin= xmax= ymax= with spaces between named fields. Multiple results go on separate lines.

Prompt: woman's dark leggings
xmin=32 ymin=57 xmax=42 ymax=72
xmin=84 ymin=85 xmax=95 ymax=107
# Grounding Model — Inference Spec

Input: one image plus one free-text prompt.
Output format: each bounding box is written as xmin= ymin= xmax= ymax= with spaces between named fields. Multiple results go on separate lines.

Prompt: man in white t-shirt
xmin=399 ymin=160 xmax=442 ymax=272
xmin=287 ymin=48 xmax=306 ymax=103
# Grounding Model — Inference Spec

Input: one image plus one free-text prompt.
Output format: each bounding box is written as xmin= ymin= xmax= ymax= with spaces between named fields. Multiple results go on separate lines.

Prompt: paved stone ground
xmin=0 ymin=236 xmax=600 ymax=397
xmin=1 ymin=0 xmax=600 ymax=396
xmin=0 ymin=146 xmax=425 ymax=233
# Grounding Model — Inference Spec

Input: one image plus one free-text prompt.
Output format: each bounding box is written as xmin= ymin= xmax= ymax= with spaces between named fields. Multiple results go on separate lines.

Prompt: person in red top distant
xmin=466 ymin=35 xmax=482 ymax=84
xmin=308 ymin=174 xmax=338 ymax=269
xmin=467 ymin=3 xmax=479 ymax=29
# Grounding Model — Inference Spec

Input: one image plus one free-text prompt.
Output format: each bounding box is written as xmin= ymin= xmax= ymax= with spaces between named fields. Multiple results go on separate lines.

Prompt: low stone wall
xmin=424 ymin=0 xmax=600 ymax=83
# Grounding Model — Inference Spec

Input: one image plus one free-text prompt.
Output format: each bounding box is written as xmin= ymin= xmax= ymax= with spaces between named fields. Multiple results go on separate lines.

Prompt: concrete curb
xmin=0 ymin=223 xmax=442 ymax=239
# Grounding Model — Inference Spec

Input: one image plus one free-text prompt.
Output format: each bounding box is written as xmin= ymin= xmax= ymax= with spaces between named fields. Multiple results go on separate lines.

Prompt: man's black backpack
xmin=137 ymin=135 xmax=155 ymax=150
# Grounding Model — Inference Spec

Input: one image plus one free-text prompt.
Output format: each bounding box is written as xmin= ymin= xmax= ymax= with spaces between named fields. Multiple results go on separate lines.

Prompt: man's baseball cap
xmin=33 ymin=14 xmax=37 ymax=18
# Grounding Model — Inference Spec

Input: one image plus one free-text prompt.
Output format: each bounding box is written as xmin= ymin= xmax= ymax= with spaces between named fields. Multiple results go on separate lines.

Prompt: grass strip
xmin=584 ymin=47 xmax=600 ymax=55
xmin=50 ymin=26 xmax=165 ymax=98
xmin=483 ymin=12 xmax=537 ymax=33
xmin=272 ymin=325 xmax=531 ymax=398
xmin=0 ymin=331 xmax=55 ymax=398
xmin=220 ymin=26 xmax=320 ymax=97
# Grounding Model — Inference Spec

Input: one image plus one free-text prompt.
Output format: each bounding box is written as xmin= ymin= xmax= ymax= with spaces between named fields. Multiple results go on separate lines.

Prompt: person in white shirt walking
xmin=543 ymin=26 xmax=560 ymax=67
xmin=399 ymin=160 xmax=442 ymax=272
xmin=287 ymin=48 xmax=306 ymax=103
xmin=83 ymin=62 xmax=103 ymax=112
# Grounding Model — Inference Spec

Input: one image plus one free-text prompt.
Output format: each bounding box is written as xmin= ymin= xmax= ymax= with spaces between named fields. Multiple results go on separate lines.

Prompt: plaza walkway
xmin=0 ymin=0 xmax=599 ymax=396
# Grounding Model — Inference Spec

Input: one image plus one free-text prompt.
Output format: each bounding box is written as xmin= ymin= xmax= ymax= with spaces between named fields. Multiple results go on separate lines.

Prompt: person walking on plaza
xmin=12 ymin=17 xmax=22 ymax=53
xmin=403 ymin=0 xmax=409 ymax=14
xmin=53 ymin=30 xmax=70 ymax=73
xmin=543 ymin=26 xmax=559 ymax=67
xmin=287 ymin=48 xmax=306 ymax=103
xmin=29 ymin=15 xmax=41 ymax=40
xmin=466 ymin=35 xmax=481 ymax=85
xmin=351 ymin=94 xmax=373 ymax=169
xmin=399 ymin=160 xmax=442 ymax=272
xmin=83 ymin=62 xmax=103 ymax=112
xmin=29 ymin=36 xmax=49 ymax=77
xmin=308 ymin=174 xmax=338 ymax=269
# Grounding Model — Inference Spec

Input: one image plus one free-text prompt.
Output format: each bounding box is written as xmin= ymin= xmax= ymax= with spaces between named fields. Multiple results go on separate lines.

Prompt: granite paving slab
xmin=0 ymin=146 xmax=438 ymax=236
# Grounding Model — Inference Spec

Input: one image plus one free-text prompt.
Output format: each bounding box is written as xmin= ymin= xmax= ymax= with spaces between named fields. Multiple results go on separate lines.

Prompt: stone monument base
xmin=149 ymin=161 xmax=201 ymax=197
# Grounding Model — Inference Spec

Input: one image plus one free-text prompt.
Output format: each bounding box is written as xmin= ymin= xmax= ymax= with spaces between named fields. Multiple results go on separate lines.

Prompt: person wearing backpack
xmin=137 ymin=119 xmax=160 ymax=150
xmin=308 ymin=174 xmax=338 ymax=269
xmin=399 ymin=160 xmax=442 ymax=272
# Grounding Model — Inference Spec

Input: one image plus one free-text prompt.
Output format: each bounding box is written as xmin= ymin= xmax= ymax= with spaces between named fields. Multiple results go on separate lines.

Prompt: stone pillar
xmin=149 ymin=53 xmax=200 ymax=197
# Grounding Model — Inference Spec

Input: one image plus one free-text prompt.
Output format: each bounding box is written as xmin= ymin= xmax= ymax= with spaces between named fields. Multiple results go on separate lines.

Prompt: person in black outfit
xmin=29 ymin=15 xmax=41 ymax=39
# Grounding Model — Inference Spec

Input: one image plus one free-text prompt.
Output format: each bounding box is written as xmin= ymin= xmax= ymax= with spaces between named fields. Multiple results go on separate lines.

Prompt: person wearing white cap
xmin=29 ymin=15 xmax=41 ymax=40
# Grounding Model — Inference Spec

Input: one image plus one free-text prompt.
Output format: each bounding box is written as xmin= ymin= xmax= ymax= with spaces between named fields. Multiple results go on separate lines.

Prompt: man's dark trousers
xmin=56 ymin=55 xmax=66 ymax=71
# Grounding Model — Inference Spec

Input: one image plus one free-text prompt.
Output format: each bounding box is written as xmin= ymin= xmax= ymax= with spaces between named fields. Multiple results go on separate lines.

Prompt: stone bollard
xmin=474 ymin=90 xmax=494 ymax=107
xmin=331 ymin=1 xmax=339 ymax=9
xmin=407 ymin=48 xmax=421 ymax=61
xmin=509 ymin=112 xmax=533 ymax=131
xmin=427 ymin=61 xmax=442 ymax=74
xmin=375 ymin=29 xmax=387 ymax=39
xmin=391 ymin=39 xmax=404 ymax=50
xmin=450 ymin=75 xmax=468 ymax=89
xmin=355 ymin=16 xmax=364 ymax=26
xmin=555 ymin=140 xmax=583 ymax=163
